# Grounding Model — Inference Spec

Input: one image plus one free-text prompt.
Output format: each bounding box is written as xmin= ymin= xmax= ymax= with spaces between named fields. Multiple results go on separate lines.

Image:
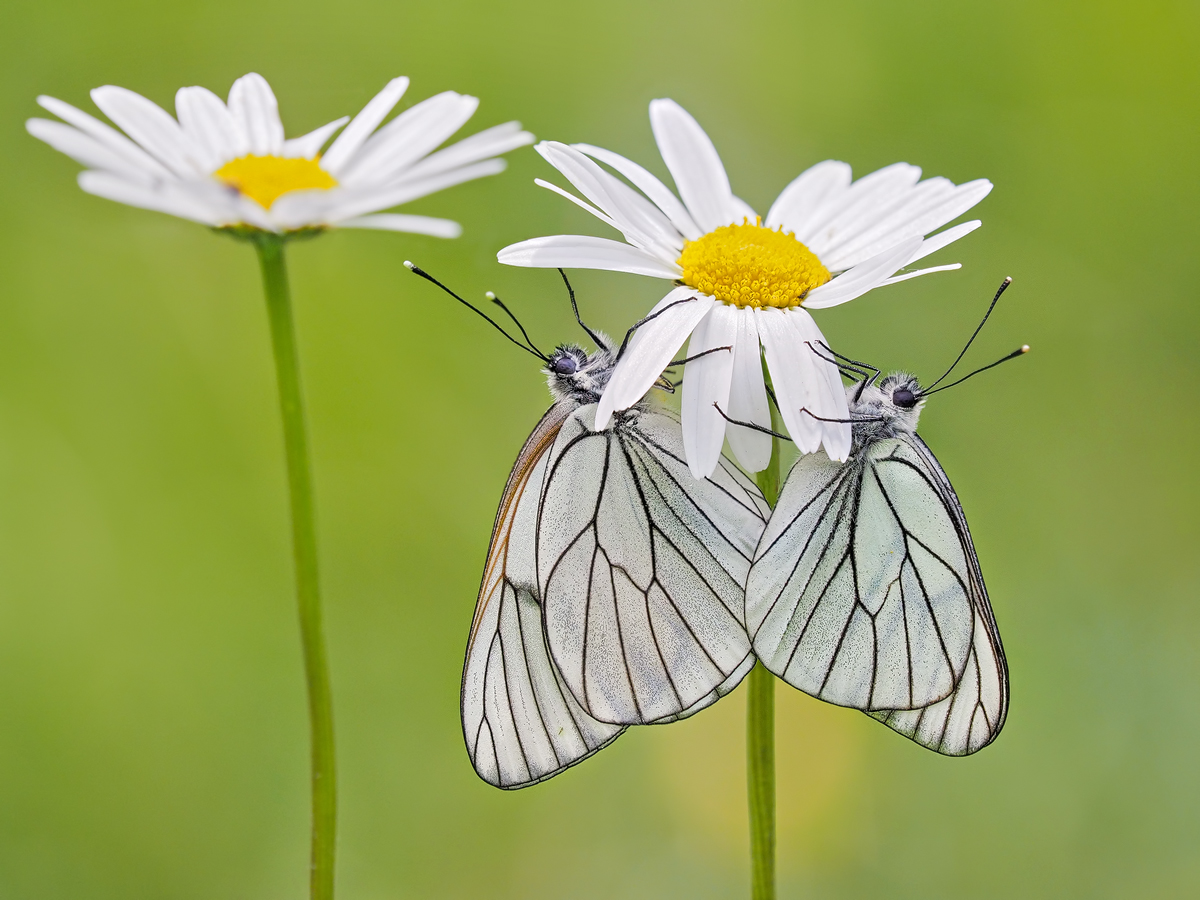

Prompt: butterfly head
xmin=850 ymin=372 xmax=925 ymax=440
xmin=545 ymin=341 xmax=617 ymax=405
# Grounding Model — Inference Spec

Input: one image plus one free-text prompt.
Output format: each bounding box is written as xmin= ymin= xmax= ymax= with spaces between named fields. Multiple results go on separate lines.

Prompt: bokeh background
xmin=0 ymin=0 xmax=1197 ymax=896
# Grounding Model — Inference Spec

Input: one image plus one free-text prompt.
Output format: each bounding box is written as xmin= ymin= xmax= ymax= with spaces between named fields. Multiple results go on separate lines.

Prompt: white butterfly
xmin=406 ymin=264 xmax=768 ymax=788
xmin=742 ymin=292 xmax=1023 ymax=756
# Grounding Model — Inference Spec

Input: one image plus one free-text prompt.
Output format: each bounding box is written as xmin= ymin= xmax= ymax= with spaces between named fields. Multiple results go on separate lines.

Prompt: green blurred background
xmin=0 ymin=0 xmax=1197 ymax=896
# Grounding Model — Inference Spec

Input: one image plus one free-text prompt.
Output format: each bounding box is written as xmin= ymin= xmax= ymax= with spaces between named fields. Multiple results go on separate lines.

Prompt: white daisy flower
xmin=27 ymin=72 xmax=534 ymax=237
xmin=498 ymin=100 xmax=991 ymax=477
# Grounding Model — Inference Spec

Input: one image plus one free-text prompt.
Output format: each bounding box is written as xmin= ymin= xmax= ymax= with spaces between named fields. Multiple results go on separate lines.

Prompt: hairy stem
xmin=255 ymin=236 xmax=337 ymax=900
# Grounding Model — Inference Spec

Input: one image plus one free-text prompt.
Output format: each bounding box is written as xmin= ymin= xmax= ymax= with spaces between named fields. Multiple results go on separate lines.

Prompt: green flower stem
xmin=749 ymin=375 xmax=784 ymax=900
xmin=255 ymin=235 xmax=336 ymax=900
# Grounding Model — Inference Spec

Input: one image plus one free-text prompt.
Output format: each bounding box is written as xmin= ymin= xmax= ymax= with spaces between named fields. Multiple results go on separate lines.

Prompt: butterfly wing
xmin=746 ymin=439 xmax=976 ymax=713
xmin=462 ymin=404 xmax=625 ymax=789
xmin=746 ymin=435 xmax=1007 ymax=755
xmin=538 ymin=405 xmax=768 ymax=725
xmin=868 ymin=435 xmax=1009 ymax=755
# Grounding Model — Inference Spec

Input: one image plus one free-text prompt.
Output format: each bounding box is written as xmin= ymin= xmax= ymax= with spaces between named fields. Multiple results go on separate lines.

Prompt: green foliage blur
xmin=1 ymin=0 xmax=1197 ymax=896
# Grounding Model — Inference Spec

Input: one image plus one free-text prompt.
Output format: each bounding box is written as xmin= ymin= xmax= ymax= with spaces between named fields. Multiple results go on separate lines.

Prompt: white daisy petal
xmin=800 ymin=162 xmax=922 ymax=256
xmin=681 ymin=304 xmax=738 ymax=478
xmin=283 ymin=117 xmax=349 ymax=159
xmin=648 ymin=99 xmax=737 ymax=231
xmin=757 ymin=307 xmax=821 ymax=454
xmin=36 ymin=95 xmax=175 ymax=179
xmin=78 ymin=170 xmax=226 ymax=225
xmin=340 ymin=92 xmax=479 ymax=186
xmin=498 ymin=235 xmax=680 ymax=279
xmin=595 ymin=287 xmax=715 ymax=430
xmin=803 ymin=236 xmax=923 ymax=309
xmin=175 ymin=86 xmax=245 ymax=171
xmin=227 ymin=73 xmax=284 ymax=156
xmin=765 ymin=160 xmax=853 ymax=235
xmin=303 ymin=158 xmax=508 ymax=225
xmin=574 ymin=142 xmax=701 ymax=240
xmin=817 ymin=176 xmax=954 ymax=261
xmin=725 ymin=310 xmax=772 ymax=473
xmin=26 ymin=118 xmax=154 ymax=183
xmin=821 ymin=178 xmax=992 ymax=271
xmin=90 ymin=85 xmax=202 ymax=177
xmin=908 ymin=219 xmax=981 ymax=263
xmin=337 ymin=213 xmax=461 ymax=237
xmin=790 ymin=310 xmax=850 ymax=460
xmin=535 ymin=179 xmax=620 ymax=230
xmin=878 ymin=263 xmax=961 ymax=288
xmin=536 ymin=142 xmax=680 ymax=260
xmin=404 ymin=122 xmax=533 ymax=181
xmin=320 ymin=76 xmax=410 ymax=175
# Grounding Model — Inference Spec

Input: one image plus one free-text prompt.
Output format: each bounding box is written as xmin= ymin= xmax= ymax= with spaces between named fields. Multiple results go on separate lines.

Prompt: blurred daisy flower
xmin=27 ymin=72 xmax=533 ymax=237
xmin=498 ymin=100 xmax=990 ymax=476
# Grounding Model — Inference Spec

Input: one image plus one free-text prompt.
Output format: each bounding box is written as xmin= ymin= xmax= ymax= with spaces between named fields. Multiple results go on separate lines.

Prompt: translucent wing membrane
xmin=539 ymin=405 xmax=768 ymax=725
xmin=746 ymin=435 xmax=1007 ymax=754
xmin=463 ymin=406 xmax=625 ymax=789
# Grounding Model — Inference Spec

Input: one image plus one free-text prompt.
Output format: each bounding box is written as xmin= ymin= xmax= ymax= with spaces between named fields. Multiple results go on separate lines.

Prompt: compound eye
xmin=892 ymin=387 xmax=917 ymax=409
xmin=552 ymin=355 xmax=578 ymax=375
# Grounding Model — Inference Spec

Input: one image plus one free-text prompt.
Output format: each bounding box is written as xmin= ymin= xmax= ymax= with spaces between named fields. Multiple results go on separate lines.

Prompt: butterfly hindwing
xmin=869 ymin=435 xmax=1008 ymax=755
xmin=538 ymin=404 xmax=768 ymax=725
xmin=462 ymin=405 xmax=624 ymax=789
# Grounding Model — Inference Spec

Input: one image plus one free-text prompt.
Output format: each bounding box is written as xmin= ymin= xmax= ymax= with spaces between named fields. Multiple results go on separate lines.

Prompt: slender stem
xmin=746 ymin=662 xmax=776 ymax=900
xmin=255 ymin=236 xmax=336 ymax=900
xmin=748 ymin=366 xmax=783 ymax=900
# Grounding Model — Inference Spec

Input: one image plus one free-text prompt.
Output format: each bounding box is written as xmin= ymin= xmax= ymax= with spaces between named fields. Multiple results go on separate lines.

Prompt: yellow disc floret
xmin=214 ymin=155 xmax=338 ymax=209
xmin=677 ymin=219 xmax=831 ymax=308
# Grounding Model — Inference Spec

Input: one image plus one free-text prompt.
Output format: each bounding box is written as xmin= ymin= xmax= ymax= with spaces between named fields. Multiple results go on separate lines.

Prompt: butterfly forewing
xmin=538 ymin=405 xmax=767 ymax=725
xmin=462 ymin=405 xmax=625 ymax=789
xmin=747 ymin=428 xmax=1007 ymax=755
xmin=747 ymin=439 xmax=974 ymax=713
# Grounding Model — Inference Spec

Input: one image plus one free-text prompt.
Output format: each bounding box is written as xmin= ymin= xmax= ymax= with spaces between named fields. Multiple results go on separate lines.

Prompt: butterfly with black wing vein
xmin=740 ymin=279 xmax=1026 ymax=755
xmin=406 ymin=263 xmax=769 ymax=788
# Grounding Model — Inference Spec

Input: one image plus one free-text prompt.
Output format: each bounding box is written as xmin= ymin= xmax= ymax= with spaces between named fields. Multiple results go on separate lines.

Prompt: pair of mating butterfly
xmin=408 ymin=263 xmax=1025 ymax=789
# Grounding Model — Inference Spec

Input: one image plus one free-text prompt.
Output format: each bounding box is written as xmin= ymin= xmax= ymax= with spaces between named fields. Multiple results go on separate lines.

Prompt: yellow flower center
xmin=213 ymin=155 xmax=338 ymax=209
xmin=677 ymin=220 xmax=831 ymax=308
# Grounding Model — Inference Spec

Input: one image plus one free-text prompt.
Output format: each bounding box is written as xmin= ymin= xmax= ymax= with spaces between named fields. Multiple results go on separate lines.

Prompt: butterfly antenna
xmin=925 ymin=277 xmax=1013 ymax=391
xmin=486 ymin=290 xmax=546 ymax=359
xmin=813 ymin=341 xmax=881 ymax=386
xmin=921 ymin=345 xmax=1030 ymax=396
xmin=558 ymin=269 xmax=607 ymax=351
xmin=405 ymin=262 xmax=547 ymax=361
